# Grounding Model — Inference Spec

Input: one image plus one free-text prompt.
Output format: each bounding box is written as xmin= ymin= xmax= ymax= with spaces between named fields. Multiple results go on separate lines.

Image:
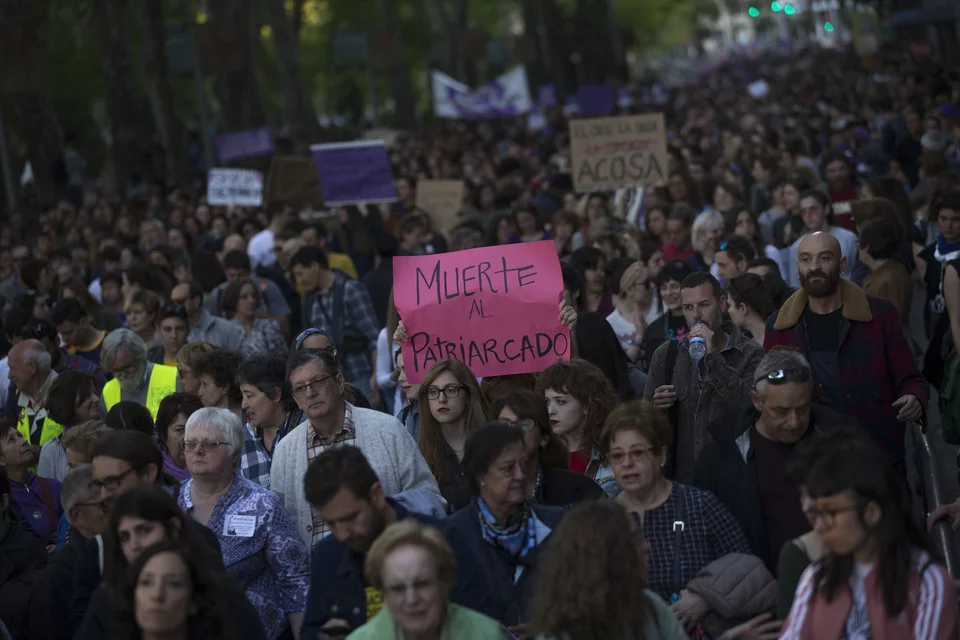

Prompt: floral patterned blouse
xmin=178 ymin=473 xmax=310 ymax=640
xmin=234 ymin=318 xmax=287 ymax=355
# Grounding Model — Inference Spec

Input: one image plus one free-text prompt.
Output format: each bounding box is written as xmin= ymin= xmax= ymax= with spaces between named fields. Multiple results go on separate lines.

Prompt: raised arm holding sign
xmin=393 ymin=241 xmax=570 ymax=383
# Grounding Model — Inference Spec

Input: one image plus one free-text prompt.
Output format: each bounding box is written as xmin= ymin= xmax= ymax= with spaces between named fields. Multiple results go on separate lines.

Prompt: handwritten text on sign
xmin=207 ymin=168 xmax=264 ymax=206
xmin=569 ymin=114 xmax=668 ymax=192
xmin=393 ymin=241 xmax=568 ymax=383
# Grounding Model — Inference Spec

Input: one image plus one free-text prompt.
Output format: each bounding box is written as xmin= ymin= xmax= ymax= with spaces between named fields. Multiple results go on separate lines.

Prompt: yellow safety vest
xmin=17 ymin=411 xmax=62 ymax=449
xmin=103 ymin=363 xmax=178 ymax=420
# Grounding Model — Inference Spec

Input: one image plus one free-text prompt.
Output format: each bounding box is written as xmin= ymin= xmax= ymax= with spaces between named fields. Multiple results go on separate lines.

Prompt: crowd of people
xmin=0 ymin=43 xmax=959 ymax=639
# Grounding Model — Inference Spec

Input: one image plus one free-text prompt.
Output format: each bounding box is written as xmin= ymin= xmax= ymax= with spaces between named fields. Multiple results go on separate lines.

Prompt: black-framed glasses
xmin=90 ymin=467 xmax=138 ymax=493
xmin=755 ymin=367 xmax=812 ymax=386
xmin=426 ymin=385 xmax=464 ymax=400
xmin=292 ymin=375 xmax=334 ymax=397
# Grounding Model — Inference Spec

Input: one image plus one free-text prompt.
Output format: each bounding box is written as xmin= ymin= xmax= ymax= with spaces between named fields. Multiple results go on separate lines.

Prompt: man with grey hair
xmin=28 ymin=464 xmax=106 ymax=640
xmin=8 ymin=338 xmax=58 ymax=457
xmin=693 ymin=348 xmax=849 ymax=571
xmin=99 ymin=328 xmax=179 ymax=420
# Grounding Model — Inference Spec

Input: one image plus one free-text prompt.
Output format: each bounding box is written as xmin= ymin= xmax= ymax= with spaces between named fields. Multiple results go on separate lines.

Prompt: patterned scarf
xmin=476 ymin=496 xmax=538 ymax=560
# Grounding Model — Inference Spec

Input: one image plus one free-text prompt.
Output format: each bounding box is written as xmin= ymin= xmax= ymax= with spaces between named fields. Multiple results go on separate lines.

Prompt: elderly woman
xmin=174 ymin=341 xmax=219 ymax=396
xmin=347 ymin=521 xmax=503 ymax=640
xmin=605 ymin=401 xmax=774 ymax=635
xmin=484 ymin=391 xmax=603 ymax=510
xmin=690 ymin=209 xmax=725 ymax=273
xmin=177 ymin=407 xmax=310 ymax=640
xmin=445 ymin=422 xmax=565 ymax=631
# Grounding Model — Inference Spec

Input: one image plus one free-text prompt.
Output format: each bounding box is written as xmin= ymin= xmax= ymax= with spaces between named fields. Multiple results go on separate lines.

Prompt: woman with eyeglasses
xmin=604 ymin=401 xmax=760 ymax=634
xmin=445 ymin=423 xmax=566 ymax=633
xmin=486 ymin=391 xmax=603 ymax=510
xmin=177 ymin=407 xmax=310 ymax=640
xmin=415 ymin=360 xmax=489 ymax=508
xmin=148 ymin=303 xmax=190 ymax=367
xmin=348 ymin=520 xmax=503 ymax=640
xmin=781 ymin=434 xmax=957 ymax=639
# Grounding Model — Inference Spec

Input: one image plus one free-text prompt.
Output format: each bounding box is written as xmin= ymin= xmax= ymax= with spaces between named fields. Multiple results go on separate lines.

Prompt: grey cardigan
xmin=269 ymin=403 xmax=441 ymax=547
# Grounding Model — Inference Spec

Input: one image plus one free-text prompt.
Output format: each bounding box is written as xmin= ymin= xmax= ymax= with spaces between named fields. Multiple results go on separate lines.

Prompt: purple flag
xmin=577 ymin=84 xmax=615 ymax=117
xmin=216 ymin=127 xmax=275 ymax=163
xmin=310 ymin=140 xmax=397 ymax=206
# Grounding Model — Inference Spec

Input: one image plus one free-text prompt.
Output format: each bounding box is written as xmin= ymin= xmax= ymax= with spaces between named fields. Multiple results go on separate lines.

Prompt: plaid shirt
xmin=765 ymin=282 xmax=929 ymax=462
xmin=306 ymin=404 xmax=357 ymax=545
xmin=306 ymin=271 xmax=379 ymax=383
xmin=239 ymin=411 xmax=297 ymax=489
xmin=644 ymin=483 xmax=751 ymax=600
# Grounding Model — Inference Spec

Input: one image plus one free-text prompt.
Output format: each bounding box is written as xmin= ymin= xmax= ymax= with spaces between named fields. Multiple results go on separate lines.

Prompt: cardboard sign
xmin=415 ymin=180 xmax=466 ymax=232
xmin=393 ymin=241 xmax=568 ymax=383
xmin=569 ymin=114 xmax=668 ymax=192
xmin=207 ymin=169 xmax=263 ymax=206
xmin=264 ymin=156 xmax=324 ymax=209
xmin=310 ymin=140 xmax=397 ymax=206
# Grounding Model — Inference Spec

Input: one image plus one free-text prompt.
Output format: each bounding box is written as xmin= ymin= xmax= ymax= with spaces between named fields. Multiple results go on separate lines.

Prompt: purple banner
xmin=538 ymin=84 xmax=557 ymax=109
xmin=310 ymin=140 xmax=397 ymax=205
xmin=216 ymin=127 xmax=275 ymax=163
xmin=577 ymin=84 xmax=615 ymax=117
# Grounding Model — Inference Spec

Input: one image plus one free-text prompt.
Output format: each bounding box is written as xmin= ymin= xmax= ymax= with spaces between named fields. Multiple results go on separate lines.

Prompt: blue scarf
xmin=476 ymin=497 xmax=538 ymax=560
xmin=936 ymin=234 xmax=960 ymax=258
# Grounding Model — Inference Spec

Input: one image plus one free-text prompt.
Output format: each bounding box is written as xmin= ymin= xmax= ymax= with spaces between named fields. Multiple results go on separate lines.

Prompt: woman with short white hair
xmin=691 ymin=209 xmax=726 ymax=274
xmin=177 ymin=407 xmax=310 ymax=640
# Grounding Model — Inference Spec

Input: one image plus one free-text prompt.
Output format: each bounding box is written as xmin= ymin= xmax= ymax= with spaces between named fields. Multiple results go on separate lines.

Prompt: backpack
xmin=938 ymin=349 xmax=960 ymax=445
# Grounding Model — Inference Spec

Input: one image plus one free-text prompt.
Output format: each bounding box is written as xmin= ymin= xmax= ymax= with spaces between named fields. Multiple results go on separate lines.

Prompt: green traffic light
xmin=824 ymin=21 xmax=835 ymax=31
xmin=784 ymin=4 xmax=795 ymax=14
xmin=771 ymin=2 xmax=782 ymax=11
xmin=748 ymin=6 xmax=760 ymax=16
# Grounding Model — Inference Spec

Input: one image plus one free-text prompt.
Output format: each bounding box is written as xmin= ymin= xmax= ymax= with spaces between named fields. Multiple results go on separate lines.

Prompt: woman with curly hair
xmin=535 ymin=359 xmax=620 ymax=495
xmin=110 ymin=541 xmax=234 ymax=640
xmin=529 ymin=500 xmax=688 ymax=640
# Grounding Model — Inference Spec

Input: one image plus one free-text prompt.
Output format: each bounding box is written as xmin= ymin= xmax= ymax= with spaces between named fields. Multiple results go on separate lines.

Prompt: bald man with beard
xmin=764 ymin=232 xmax=928 ymax=468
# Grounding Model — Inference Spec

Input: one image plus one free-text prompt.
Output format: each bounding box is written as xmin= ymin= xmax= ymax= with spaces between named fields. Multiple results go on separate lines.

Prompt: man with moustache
xmin=764 ymin=232 xmax=927 ymax=467
xmin=644 ymin=271 xmax=764 ymax=483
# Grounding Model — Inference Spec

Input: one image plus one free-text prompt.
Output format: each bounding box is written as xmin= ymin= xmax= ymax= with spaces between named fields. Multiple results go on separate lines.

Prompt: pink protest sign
xmin=393 ymin=241 xmax=569 ymax=383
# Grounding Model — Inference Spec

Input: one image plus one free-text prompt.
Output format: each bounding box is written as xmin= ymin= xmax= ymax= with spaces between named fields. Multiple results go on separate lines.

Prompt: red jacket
xmin=781 ymin=551 xmax=956 ymax=639
xmin=764 ymin=281 xmax=929 ymax=462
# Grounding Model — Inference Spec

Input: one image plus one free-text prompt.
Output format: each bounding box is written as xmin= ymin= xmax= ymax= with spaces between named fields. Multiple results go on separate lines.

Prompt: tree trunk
xmin=137 ymin=0 xmax=192 ymax=187
xmin=90 ymin=0 xmax=153 ymax=194
xmin=207 ymin=0 xmax=266 ymax=132
xmin=262 ymin=0 xmax=321 ymax=150
xmin=0 ymin=1 xmax=63 ymax=206
xmin=378 ymin=0 xmax=417 ymax=129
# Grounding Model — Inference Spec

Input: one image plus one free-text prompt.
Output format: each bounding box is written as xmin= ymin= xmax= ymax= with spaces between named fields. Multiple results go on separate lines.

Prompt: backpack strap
xmin=36 ymin=477 xmax=57 ymax=536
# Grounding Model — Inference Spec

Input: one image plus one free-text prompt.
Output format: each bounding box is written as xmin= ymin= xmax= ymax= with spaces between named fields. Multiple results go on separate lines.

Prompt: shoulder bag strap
xmin=334 ymin=277 xmax=347 ymax=346
xmin=671 ymin=484 xmax=686 ymax=599
xmin=95 ymin=534 xmax=105 ymax=574
xmin=664 ymin=339 xmax=680 ymax=479
xmin=37 ymin=477 xmax=57 ymax=535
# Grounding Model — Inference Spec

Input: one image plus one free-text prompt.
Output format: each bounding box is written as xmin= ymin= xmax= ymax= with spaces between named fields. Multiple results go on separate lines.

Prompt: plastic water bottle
xmin=689 ymin=320 xmax=707 ymax=362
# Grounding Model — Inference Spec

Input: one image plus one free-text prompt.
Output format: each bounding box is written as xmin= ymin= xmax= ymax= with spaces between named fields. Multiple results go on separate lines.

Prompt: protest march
xmin=0 ymin=3 xmax=960 ymax=639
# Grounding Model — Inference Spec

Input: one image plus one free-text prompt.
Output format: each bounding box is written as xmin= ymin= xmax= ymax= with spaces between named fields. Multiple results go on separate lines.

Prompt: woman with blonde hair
xmin=530 ymin=500 xmax=688 ymax=640
xmin=349 ymin=521 xmax=503 ymax=640
xmin=691 ymin=209 xmax=726 ymax=273
xmin=416 ymin=360 xmax=489 ymax=507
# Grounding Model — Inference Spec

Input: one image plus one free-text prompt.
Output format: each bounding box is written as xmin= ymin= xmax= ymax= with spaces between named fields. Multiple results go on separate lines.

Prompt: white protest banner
xmin=432 ymin=66 xmax=533 ymax=119
xmin=569 ymin=114 xmax=668 ymax=192
xmin=207 ymin=168 xmax=264 ymax=206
